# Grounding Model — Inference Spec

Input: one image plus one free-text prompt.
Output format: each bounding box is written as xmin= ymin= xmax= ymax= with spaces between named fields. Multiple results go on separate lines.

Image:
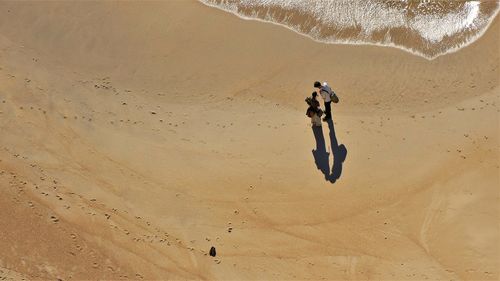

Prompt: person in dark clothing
xmin=305 ymin=92 xmax=322 ymax=127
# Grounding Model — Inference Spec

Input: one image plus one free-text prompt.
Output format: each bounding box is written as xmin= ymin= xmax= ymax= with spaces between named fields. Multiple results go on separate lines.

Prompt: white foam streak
xmin=198 ymin=0 xmax=499 ymax=59
xmin=410 ymin=1 xmax=483 ymax=43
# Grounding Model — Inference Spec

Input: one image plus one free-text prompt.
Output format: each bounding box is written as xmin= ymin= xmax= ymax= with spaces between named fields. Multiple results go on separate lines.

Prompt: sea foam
xmin=198 ymin=0 xmax=500 ymax=59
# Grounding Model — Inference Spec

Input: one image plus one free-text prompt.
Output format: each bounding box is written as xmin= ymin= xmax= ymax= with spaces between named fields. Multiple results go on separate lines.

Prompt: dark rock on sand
xmin=209 ymin=246 xmax=216 ymax=257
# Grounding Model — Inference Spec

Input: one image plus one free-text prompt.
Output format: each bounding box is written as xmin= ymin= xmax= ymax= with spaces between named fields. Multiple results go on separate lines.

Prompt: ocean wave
xmin=198 ymin=0 xmax=500 ymax=59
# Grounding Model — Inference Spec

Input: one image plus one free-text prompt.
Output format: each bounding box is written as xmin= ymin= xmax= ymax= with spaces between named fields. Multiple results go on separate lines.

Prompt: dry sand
xmin=0 ymin=1 xmax=498 ymax=280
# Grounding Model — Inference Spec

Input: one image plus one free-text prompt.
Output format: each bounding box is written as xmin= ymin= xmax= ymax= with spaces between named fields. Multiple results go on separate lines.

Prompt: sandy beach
xmin=0 ymin=1 xmax=499 ymax=280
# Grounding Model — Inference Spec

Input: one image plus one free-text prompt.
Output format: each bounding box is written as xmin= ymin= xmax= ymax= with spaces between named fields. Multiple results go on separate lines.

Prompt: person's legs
xmin=312 ymin=114 xmax=322 ymax=126
xmin=324 ymin=101 xmax=331 ymax=120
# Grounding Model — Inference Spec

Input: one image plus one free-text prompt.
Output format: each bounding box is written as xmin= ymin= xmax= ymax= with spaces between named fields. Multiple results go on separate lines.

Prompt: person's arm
xmin=318 ymin=89 xmax=326 ymax=100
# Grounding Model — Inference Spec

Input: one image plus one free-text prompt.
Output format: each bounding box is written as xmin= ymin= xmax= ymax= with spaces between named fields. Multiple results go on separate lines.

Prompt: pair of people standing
xmin=306 ymin=81 xmax=337 ymax=126
xmin=309 ymin=81 xmax=346 ymax=183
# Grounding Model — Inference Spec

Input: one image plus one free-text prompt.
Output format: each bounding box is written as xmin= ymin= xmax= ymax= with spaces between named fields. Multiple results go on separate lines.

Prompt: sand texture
xmin=0 ymin=1 xmax=498 ymax=280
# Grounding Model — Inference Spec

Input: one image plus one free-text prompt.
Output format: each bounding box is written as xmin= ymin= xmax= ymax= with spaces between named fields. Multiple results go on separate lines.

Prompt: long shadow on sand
xmin=311 ymin=119 xmax=347 ymax=183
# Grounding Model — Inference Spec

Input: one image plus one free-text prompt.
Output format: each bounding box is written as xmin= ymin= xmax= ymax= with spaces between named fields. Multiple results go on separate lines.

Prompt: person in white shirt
xmin=314 ymin=81 xmax=331 ymax=122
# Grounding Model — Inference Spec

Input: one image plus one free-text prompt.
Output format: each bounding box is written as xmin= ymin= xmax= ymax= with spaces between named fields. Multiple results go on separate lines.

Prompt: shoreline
xmin=197 ymin=0 xmax=500 ymax=60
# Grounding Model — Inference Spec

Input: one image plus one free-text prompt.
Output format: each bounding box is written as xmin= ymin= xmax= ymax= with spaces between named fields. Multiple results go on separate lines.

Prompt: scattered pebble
xmin=210 ymin=246 xmax=216 ymax=257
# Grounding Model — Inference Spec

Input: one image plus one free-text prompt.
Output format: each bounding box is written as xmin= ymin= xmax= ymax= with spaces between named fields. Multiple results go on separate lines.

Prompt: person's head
xmin=312 ymin=91 xmax=317 ymax=98
xmin=313 ymin=81 xmax=322 ymax=89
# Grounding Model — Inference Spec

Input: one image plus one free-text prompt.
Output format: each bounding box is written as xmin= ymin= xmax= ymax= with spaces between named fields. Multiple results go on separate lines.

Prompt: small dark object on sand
xmin=209 ymin=246 xmax=216 ymax=257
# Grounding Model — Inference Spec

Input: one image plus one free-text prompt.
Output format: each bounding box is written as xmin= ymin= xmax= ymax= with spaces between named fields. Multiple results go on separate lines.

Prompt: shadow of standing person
xmin=312 ymin=126 xmax=331 ymax=181
xmin=326 ymin=119 xmax=347 ymax=183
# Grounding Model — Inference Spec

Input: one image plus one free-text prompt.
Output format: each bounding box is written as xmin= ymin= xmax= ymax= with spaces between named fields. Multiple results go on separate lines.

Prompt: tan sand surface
xmin=0 ymin=1 xmax=498 ymax=280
